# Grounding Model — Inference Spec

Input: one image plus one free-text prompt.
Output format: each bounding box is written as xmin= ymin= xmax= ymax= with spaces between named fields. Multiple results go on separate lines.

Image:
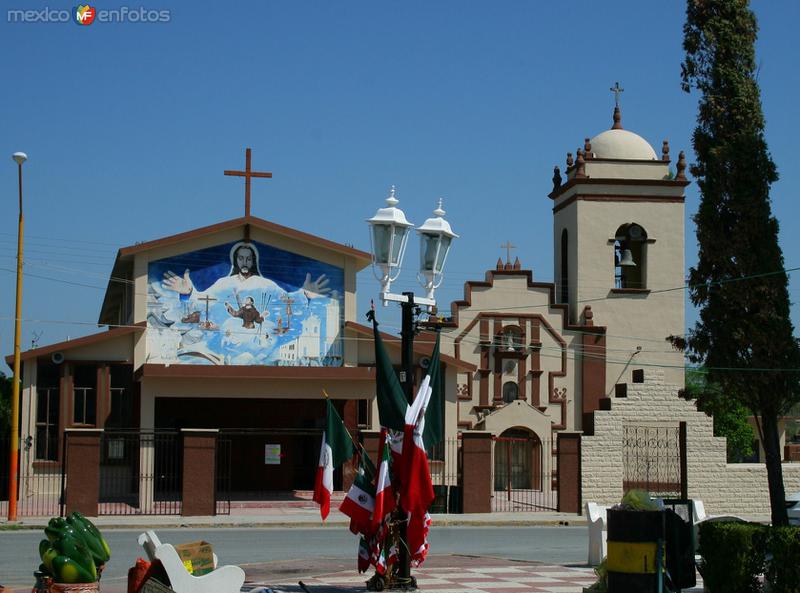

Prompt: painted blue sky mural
xmin=146 ymin=240 xmax=344 ymax=366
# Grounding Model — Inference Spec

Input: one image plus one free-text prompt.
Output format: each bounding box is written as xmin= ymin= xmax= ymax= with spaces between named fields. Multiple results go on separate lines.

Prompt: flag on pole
xmin=371 ymin=429 xmax=396 ymax=532
xmin=372 ymin=314 xmax=408 ymax=430
xmin=407 ymin=511 xmax=432 ymax=564
xmin=313 ymin=399 xmax=356 ymax=521
xmin=422 ymin=333 xmax=443 ymax=450
xmin=339 ymin=468 xmax=376 ymax=536
xmin=400 ymin=371 xmax=435 ymax=516
xmin=357 ymin=537 xmax=371 ymax=573
xmin=398 ymin=333 xmax=439 ymax=566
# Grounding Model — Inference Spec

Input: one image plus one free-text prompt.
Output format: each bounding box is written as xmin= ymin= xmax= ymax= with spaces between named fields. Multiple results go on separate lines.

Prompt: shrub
xmin=698 ymin=521 xmax=767 ymax=593
xmin=765 ymin=526 xmax=800 ymax=593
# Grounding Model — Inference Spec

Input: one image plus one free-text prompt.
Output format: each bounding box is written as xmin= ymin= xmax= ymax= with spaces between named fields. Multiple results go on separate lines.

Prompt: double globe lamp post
xmin=366 ymin=186 xmax=457 ymax=587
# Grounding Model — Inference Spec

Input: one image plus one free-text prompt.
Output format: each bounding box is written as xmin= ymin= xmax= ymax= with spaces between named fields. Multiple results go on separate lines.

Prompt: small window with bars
xmin=72 ymin=366 xmax=97 ymax=426
xmin=35 ymin=387 xmax=59 ymax=461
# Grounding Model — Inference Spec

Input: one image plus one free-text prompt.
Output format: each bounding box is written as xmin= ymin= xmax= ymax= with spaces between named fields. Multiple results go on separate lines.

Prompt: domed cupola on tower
xmin=548 ymin=86 xmax=690 ymax=391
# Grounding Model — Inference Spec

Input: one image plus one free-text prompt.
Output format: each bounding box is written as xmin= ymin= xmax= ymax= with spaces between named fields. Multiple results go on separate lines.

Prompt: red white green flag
xmin=371 ymin=429 xmax=396 ymax=532
xmin=313 ymin=399 xmax=355 ymax=521
xmin=398 ymin=333 xmax=440 ymax=566
xmin=339 ymin=467 xmax=376 ymax=535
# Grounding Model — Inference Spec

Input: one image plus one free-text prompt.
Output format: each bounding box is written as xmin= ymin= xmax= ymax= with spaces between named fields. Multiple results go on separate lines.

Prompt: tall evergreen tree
xmin=680 ymin=0 xmax=800 ymax=525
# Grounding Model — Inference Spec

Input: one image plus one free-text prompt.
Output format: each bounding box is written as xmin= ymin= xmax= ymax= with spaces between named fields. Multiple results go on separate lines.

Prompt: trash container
xmin=662 ymin=499 xmax=696 ymax=589
xmin=606 ymin=508 xmax=665 ymax=593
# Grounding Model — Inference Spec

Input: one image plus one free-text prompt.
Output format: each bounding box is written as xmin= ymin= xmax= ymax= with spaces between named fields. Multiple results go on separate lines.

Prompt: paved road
xmin=0 ymin=525 xmax=587 ymax=589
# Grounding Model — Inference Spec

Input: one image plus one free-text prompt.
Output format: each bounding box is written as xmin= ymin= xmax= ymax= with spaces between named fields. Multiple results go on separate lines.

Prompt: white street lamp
xmin=367 ymin=187 xmax=457 ymax=310
xmin=366 ymin=186 xmax=414 ymax=302
xmin=364 ymin=187 xmax=457 ymax=590
xmin=417 ymin=198 xmax=458 ymax=301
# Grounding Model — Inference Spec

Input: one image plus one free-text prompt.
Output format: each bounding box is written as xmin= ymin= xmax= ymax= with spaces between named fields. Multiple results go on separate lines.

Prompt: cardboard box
xmin=173 ymin=540 xmax=214 ymax=576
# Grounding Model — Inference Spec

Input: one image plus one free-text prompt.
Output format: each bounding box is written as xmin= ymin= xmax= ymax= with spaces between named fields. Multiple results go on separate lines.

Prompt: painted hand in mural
xmin=161 ymin=269 xmax=194 ymax=296
xmin=302 ymin=273 xmax=331 ymax=296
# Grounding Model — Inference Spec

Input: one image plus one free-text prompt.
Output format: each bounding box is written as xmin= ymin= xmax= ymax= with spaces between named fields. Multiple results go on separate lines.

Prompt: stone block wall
xmin=582 ymin=368 xmax=800 ymax=516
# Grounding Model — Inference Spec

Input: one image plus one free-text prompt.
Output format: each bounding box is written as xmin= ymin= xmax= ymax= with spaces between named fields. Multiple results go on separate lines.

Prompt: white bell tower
xmin=550 ymin=96 xmax=688 ymax=392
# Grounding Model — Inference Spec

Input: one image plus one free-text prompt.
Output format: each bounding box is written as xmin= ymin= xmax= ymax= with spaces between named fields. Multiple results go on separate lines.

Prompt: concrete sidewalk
xmin=0 ymin=508 xmax=584 ymax=530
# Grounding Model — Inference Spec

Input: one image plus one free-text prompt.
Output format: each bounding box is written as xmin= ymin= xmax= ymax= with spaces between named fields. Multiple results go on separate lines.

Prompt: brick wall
xmin=582 ymin=368 xmax=800 ymax=516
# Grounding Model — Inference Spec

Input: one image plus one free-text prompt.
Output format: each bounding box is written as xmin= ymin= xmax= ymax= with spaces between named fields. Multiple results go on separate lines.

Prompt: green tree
xmin=680 ymin=0 xmax=800 ymax=525
xmin=684 ymin=368 xmax=754 ymax=462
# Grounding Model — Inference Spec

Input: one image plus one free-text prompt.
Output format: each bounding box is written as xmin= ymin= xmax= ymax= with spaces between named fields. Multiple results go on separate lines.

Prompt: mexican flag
xmin=399 ymin=333 xmax=441 ymax=517
xmin=408 ymin=511 xmax=432 ymax=564
xmin=339 ymin=469 xmax=376 ymax=536
xmin=313 ymin=399 xmax=356 ymax=521
xmin=371 ymin=429 xmax=396 ymax=532
xmin=421 ymin=332 xmax=444 ymax=451
xmin=372 ymin=315 xmax=409 ymax=429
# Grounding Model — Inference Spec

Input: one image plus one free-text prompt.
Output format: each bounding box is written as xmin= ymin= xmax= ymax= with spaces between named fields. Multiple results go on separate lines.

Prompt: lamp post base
xmin=366 ymin=572 xmax=417 ymax=591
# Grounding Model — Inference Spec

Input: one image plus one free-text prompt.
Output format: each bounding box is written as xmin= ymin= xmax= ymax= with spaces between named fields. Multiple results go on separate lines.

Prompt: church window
xmin=106 ymin=365 xmax=135 ymax=429
xmin=560 ymin=229 xmax=569 ymax=303
xmin=502 ymin=381 xmax=519 ymax=403
xmin=614 ymin=223 xmax=647 ymax=289
xmin=73 ymin=366 xmax=97 ymax=426
xmin=35 ymin=363 xmax=61 ymax=461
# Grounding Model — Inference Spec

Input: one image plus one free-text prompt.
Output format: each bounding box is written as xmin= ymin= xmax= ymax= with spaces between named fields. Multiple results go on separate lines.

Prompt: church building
xmin=7 ymin=106 xmax=800 ymax=518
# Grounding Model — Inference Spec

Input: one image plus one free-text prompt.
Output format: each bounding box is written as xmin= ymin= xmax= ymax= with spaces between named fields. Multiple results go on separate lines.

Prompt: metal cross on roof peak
xmin=224 ymin=148 xmax=273 ymax=217
xmin=500 ymin=241 xmax=517 ymax=265
xmin=610 ymin=82 xmax=624 ymax=108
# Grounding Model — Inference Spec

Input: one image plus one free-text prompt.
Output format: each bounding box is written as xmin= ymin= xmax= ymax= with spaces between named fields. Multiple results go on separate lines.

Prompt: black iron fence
xmin=623 ymin=424 xmax=687 ymax=498
xmin=428 ymin=437 xmax=461 ymax=513
xmin=96 ymin=430 xmax=182 ymax=516
xmin=492 ymin=435 xmax=557 ymax=512
xmin=216 ymin=437 xmax=231 ymax=515
xmin=0 ymin=433 xmax=64 ymax=517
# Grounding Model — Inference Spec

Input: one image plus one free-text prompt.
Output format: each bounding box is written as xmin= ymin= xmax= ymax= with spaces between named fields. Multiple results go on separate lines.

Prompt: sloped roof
xmin=5 ymin=323 xmax=144 ymax=364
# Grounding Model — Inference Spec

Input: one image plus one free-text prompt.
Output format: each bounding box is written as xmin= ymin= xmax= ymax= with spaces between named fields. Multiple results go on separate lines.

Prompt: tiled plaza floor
xmin=242 ymin=555 xmax=705 ymax=593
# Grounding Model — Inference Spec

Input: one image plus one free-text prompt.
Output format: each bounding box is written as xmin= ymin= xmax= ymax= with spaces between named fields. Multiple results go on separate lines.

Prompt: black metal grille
xmin=98 ymin=431 xmax=182 ymax=515
xmin=428 ymin=437 xmax=461 ymax=513
xmin=623 ymin=425 xmax=682 ymax=497
xmin=216 ymin=437 xmax=231 ymax=515
xmin=0 ymin=433 xmax=64 ymax=517
xmin=492 ymin=435 xmax=556 ymax=512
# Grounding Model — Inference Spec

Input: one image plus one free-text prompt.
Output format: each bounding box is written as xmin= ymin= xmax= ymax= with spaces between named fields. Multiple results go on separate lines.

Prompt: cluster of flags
xmin=312 ymin=315 xmax=443 ymax=575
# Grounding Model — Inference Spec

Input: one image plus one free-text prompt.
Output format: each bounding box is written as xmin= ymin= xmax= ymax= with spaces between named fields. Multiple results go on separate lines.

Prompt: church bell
xmin=618 ymin=249 xmax=636 ymax=267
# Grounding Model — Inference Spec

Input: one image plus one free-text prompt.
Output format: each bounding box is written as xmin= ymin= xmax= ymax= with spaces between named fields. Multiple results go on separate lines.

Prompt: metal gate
xmin=428 ymin=437 xmax=461 ymax=513
xmin=0 ymin=433 xmax=63 ymax=517
xmin=216 ymin=437 xmax=231 ymax=515
xmin=492 ymin=433 xmax=556 ymax=512
xmin=623 ymin=424 xmax=686 ymax=498
xmin=97 ymin=430 xmax=182 ymax=516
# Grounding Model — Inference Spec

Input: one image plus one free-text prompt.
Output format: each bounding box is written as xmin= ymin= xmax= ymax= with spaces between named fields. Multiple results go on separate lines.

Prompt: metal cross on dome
xmin=610 ymin=81 xmax=624 ymax=107
xmin=224 ymin=147 xmax=273 ymax=217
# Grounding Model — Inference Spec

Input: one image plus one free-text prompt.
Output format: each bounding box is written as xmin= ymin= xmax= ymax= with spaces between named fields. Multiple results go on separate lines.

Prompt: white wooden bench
xmin=585 ymin=502 xmax=608 ymax=566
xmin=137 ymin=530 xmax=245 ymax=593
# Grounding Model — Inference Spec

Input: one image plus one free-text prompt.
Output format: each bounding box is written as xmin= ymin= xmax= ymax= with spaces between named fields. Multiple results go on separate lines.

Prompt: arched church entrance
xmin=492 ymin=427 xmax=555 ymax=511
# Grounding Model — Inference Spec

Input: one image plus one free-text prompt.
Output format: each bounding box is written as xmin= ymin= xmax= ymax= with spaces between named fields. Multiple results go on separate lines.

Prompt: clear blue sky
xmin=1 ymin=0 xmax=798 ymax=371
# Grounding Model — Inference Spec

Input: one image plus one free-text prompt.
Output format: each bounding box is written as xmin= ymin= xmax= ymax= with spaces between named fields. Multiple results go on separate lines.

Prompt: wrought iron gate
xmin=97 ymin=430 xmax=182 ymax=516
xmin=216 ymin=436 xmax=231 ymax=515
xmin=492 ymin=434 xmax=556 ymax=511
xmin=623 ymin=424 xmax=686 ymax=498
xmin=428 ymin=437 xmax=461 ymax=513
xmin=0 ymin=433 xmax=63 ymax=517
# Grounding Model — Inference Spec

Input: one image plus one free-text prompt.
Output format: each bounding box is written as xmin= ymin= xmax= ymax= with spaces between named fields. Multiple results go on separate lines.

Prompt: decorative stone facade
xmin=582 ymin=368 xmax=800 ymax=515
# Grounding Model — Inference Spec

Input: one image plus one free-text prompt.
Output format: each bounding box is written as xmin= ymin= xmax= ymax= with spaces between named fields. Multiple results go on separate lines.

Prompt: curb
xmin=1 ymin=518 xmax=582 ymax=531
